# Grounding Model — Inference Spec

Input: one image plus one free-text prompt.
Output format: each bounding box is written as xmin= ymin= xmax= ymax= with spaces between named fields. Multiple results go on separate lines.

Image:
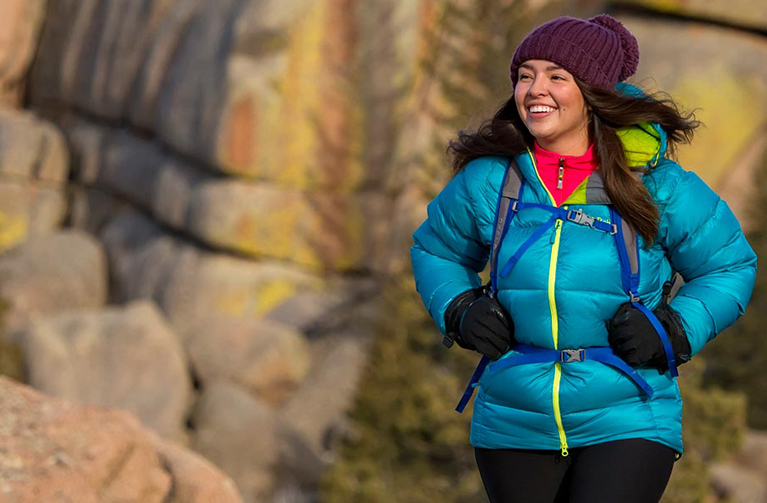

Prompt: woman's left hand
xmin=607 ymin=303 xmax=691 ymax=371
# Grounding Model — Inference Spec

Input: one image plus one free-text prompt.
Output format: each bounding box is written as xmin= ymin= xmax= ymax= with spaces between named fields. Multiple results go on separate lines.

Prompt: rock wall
xmin=1 ymin=0 xmax=417 ymax=501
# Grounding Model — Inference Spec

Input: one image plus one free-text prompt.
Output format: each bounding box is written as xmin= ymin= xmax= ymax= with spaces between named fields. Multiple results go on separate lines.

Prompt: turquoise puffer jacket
xmin=411 ymin=123 xmax=757 ymax=455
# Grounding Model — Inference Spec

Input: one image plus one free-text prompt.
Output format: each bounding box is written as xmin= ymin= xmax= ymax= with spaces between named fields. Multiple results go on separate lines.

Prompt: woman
xmin=410 ymin=14 xmax=757 ymax=503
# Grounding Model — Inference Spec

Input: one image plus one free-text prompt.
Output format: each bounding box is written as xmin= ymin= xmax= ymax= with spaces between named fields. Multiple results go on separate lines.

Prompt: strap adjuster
xmin=566 ymin=208 xmax=595 ymax=228
xmin=560 ymin=348 xmax=585 ymax=363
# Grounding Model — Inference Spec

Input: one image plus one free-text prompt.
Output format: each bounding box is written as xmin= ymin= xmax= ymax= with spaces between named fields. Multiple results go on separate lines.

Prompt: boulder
xmin=69 ymin=186 xmax=131 ymax=236
xmin=735 ymin=430 xmax=767 ymax=476
xmin=0 ymin=230 xmax=108 ymax=331
xmin=64 ymin=118 xmax=385 ymax=270
xmin=0 ymin=182 xmax=67 ymax=251
xmin=186 ymin=316 xmax=311 ymax=406
xmin=0 ymin=109 xmax=69 ymax=183
xmin=100 ymin=210 xmax=192 ymax=305
xmin=0 ymin=109 xmax=70 ymax=250
xmin=0 ymin=376 xmax=171 ymax=502
xmin=266 ymin=276 xmax=379 ymax=334
xmin=191 ymin=381 xmax=281 ymax=503
xmin=158 ymin=442 xmax=245 ymax=503
xmin=183 ymin=178 xmax=382 ymax=271
xmin=709 ymin=462 xmax=767 ymax=503
xmin=0 ymin=376 xmax=244 ymax=503
xmin=19 ymin=300 xmax=192 ymax=441
xmin=100 ymin=210 xmax=319 ymax=335
xmin=0 ymin=0 xmax=46 ymax=107
xmin=279 ymin=331 xmax=372 ymax=474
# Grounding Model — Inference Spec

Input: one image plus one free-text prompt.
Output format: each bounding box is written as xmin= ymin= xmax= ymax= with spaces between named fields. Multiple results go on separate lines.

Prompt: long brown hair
xmin=447 ymin=82 xmax=700 ymax=243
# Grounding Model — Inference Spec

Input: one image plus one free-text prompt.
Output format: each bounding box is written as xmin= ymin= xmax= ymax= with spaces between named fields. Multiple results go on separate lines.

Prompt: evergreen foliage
xmin=320 ymin=276 xmax=485 ymax=503
xmin=664 ymin=359 xmax=746 ymax=503
xmin=701 ymin=149 xmax=767 ymax=428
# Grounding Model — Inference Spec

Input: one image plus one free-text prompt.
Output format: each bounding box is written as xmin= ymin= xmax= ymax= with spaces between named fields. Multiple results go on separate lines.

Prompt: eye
xmin=551 ymin=74 xmax=567 ymax=81
xmin=518 ymin=73 xmax=532 ymax=81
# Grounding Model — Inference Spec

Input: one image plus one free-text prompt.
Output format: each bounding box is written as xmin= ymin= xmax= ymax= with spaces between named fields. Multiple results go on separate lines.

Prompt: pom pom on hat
xmin=509 ymin=14 xmax=640 ymax=90
xmin=589 ymin=14 xmax=639 ymax=81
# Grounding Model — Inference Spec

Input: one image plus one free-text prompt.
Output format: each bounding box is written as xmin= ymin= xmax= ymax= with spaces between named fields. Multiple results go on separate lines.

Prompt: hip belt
xmin=455 ymin=343 xmax=654 ymax=413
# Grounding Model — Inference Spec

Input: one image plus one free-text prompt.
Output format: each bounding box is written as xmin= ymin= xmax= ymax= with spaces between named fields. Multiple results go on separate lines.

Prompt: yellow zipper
xmin=549 ymin=218 xmax=569 ymax=456
xmin=530 ymin=148 xmax=570 ymax=456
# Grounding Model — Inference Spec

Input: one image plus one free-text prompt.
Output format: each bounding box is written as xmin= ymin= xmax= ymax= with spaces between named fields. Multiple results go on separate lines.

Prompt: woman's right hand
xmin=445 ymin=289 xmax=515 ymax=360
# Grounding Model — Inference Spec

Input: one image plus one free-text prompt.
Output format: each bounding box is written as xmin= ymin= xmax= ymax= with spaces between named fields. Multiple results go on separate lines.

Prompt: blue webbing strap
xmin=632 ymin=302 xmax=679 ymax=377
xmin=455 ymin=356 xmax=490 ymax=413
xmin=499 ymin=214 xmax=557 ymax=278
xmin=611 ymin=209 xmax=639 ymax=296
xmin=611 ymin=208 xmax=679 ymax=377
xmin=489 ymin=344 xmax=654 ymax=397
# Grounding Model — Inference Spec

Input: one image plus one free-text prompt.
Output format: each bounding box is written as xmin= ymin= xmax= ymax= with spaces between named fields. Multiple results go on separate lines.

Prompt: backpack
xmin=454 ymin=158 xmax=681 ymax=414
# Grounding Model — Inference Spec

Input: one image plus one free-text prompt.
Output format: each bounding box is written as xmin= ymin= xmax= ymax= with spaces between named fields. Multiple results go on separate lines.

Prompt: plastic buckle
xmin=629 ymin=291 xmax=642 ymax=303
xmin=511 ymin=200 xmax=519 ymax=212
xmin=566 ymin=209 xmax=595 ymax=228
xmin=560 ymin=348 xmax=585 ymax=363
xmin=442 ymin=334 xmax=456 ymax=349
xmin=610 ymin=224 xmax=618 ymax=235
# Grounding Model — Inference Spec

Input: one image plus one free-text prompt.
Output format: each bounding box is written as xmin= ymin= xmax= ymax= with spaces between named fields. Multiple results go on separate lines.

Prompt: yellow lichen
xmin=276 ymin=1 xmax=326 ymax=188
xmin=253 ymin=280 xmax=297 ymax=316
xmin=0 ymin=212 xmax=27 ymax=252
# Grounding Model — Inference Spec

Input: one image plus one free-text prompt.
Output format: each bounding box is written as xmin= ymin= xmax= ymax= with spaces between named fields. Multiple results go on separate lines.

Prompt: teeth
xmin=530 ymin=105 xmax=555 ymax=113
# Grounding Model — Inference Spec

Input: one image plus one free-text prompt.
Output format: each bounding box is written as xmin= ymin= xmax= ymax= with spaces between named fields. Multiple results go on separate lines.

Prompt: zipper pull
xmin=557 ymin=157 xmax=564 ymax=190
xmin=560 ymin=444 xmax=569 ymax=457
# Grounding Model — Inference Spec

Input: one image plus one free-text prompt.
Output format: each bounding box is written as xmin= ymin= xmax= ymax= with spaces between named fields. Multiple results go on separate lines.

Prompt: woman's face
xmin=514 ymin=59 xmax=590 ymax=155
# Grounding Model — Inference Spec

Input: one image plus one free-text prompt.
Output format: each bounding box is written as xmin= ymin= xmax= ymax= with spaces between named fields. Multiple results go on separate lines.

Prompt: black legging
xmin=475 ymin=439 xmax=676 ymax=503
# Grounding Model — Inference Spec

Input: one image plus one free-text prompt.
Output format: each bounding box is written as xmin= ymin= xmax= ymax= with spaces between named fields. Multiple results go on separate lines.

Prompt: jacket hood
xmin=614 ymin=83 xmax=668 ymax=169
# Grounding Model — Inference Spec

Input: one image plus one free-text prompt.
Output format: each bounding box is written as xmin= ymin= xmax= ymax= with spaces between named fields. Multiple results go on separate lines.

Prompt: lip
xmin=527 ymin=109 xmax=555 ymax=120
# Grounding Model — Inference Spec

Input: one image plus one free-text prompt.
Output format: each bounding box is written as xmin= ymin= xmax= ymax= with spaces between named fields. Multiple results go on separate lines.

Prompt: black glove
xmin=607 ymin=302 xmax=691 ymax=372
xmin=444 ymin=287 xmax=514 ymax=360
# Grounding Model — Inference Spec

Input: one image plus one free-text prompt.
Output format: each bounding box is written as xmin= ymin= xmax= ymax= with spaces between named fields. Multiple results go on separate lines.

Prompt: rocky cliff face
xmin=0 ymin=0 xmax=765 ymax=502
xmin=0 ymin=376 xmax=244 ymax=503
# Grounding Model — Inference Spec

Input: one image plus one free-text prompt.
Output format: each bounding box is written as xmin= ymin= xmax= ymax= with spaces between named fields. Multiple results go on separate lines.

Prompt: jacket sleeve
xmin=659 ymin=170 xmax=757 ymax=357
xmin=410 ymin=165 xmax=492 ymax=335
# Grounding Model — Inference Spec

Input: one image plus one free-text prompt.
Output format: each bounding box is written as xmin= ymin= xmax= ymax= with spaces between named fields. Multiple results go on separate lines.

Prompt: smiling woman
xmin=514 ymin=61 xmax=589 ymax=156
xmin=410 ymin=13 xmax=757 ymax=503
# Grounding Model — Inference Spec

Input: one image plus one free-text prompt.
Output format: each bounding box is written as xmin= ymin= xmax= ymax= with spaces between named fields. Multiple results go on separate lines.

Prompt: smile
xmin=529 ymin=105 xmax=556 ymax=113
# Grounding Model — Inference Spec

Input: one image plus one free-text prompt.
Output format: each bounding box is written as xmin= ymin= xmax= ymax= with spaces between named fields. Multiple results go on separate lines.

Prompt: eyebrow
xmin=519 ymin=63 xmax=564 ymax=72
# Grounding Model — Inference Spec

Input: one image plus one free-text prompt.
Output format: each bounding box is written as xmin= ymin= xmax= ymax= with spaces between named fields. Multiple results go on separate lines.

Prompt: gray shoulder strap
xmin=491 ymin=159 xmax=523 ymax=277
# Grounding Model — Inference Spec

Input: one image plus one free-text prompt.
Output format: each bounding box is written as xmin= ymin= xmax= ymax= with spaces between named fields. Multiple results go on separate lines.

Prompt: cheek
xmin=514 ymin=90 xmax=527 ymax=118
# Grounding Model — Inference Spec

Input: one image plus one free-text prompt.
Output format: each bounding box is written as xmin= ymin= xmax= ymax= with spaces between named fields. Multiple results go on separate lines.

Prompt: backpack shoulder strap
xmin=488 ymin=158 xmax=524 ymax=296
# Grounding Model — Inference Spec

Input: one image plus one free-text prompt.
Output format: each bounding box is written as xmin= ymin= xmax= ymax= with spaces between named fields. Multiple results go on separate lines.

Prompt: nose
xmin=527 ymin=75 xmax=548 ymax=97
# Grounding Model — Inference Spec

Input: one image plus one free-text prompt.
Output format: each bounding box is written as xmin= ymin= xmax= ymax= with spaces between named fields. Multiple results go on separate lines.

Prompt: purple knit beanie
xmin=509 ymin=14 xmax=640 ymax=90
